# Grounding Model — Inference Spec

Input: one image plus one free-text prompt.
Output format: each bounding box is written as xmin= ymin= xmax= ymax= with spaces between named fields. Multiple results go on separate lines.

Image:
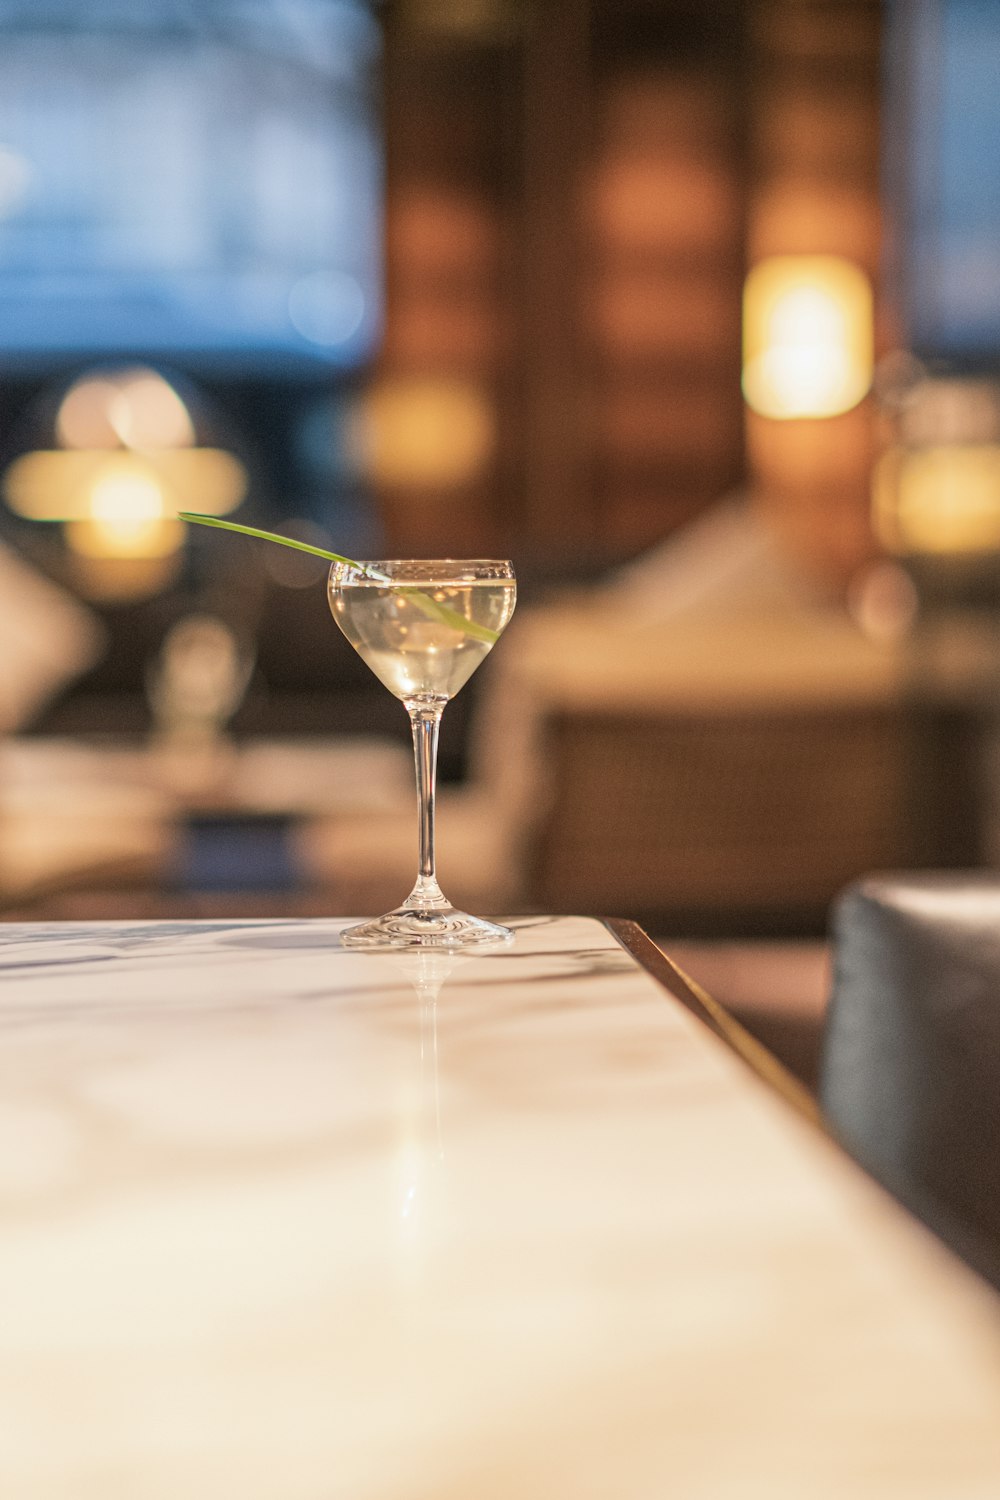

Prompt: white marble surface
xmin=0 ymin=914 xmax=998 ymax=1499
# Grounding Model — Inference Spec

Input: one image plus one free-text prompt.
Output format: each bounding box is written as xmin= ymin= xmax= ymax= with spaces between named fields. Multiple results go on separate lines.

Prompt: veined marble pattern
xmin=0 ymin=914 xmax=998 ymax=1499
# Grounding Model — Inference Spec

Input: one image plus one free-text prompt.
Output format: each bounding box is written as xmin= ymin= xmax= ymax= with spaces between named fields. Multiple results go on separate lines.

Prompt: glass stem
xmin=405 ymin=700 xmax=448 ymax=909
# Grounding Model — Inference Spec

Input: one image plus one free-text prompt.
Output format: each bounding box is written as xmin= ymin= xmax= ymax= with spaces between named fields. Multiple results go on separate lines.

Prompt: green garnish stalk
xmin=178 ymin=512 xmax=363 ymax=568
xmin=178 ymin=513 xmax=501 ymax=644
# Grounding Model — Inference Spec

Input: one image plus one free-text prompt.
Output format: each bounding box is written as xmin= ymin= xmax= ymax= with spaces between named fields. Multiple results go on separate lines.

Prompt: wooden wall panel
xmin=374 ymin=1 xmax=883 ymax=579
xmin=588 ymin=270 xmax=736 ymax=367
xmin=376 ymin=2 xmax=750 ymax=569
xmin=374 ymin=21 xmax=517 ymax=558
xmin=585 ymin=53 xmax=745 ymax=557
xmin=381 ymin=292 xmax=506 ymax=372
xmin=585 ymin=152 xmax=741 ymax=259
xmin=746 ymin=0 xmax=884 ymax=588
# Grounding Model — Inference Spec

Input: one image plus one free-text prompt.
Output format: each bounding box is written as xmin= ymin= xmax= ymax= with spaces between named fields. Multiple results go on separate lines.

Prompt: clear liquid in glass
xmin=331 ymin=578 xmax=515 ymax=702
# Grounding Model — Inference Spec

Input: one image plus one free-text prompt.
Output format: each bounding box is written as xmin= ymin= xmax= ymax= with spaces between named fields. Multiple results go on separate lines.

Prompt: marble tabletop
xmin=1 ymin=914 xmax=998 ymax=1499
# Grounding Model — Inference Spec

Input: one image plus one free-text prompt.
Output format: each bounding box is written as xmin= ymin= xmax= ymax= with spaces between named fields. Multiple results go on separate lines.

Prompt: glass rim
xmin=330 ymin=558 xmax=514 ymax=568
xmin=328 ymin=558 xmax=515 ymax=583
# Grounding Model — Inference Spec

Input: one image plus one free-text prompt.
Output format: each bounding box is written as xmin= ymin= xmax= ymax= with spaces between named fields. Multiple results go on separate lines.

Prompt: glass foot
xmin=339 ymin=904 xmax=513 ymax=950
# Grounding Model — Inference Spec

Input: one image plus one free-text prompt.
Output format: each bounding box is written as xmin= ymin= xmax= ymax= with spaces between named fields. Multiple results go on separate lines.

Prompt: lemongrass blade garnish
xmin=178 ymin=512 xmax=365 ymax=568
xmin=400 ymin=587 xmax=500 ymax=643
xmin=178 ymin=512 xmax=500 ymax=643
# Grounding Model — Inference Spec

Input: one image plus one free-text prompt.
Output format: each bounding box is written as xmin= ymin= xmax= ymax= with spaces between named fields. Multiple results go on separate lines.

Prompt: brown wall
xmin=747 ymin=0 xmax=884 ymax=587
xmin=373 ymin=0 xmax=883 ymax=581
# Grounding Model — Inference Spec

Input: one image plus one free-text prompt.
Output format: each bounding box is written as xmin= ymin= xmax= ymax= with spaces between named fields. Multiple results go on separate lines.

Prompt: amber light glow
xmin=742 ymin=256 xmax=874 ymax=420
xmin=65 ymin=462 xmax=184 ymax=560
xmin=874 ymin=444 xmax=1000 ymax=555
xmin=5 ymin=449 xmax=247 ymax=527
xmin=2 ymin=369 xmax=246 ymax=573
xmin=358 ymin=377 xmax=495 ymax=490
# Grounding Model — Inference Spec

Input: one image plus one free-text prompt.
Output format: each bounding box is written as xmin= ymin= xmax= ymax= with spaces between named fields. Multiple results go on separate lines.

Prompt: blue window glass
xmin=892 ymin=0 xmax=1000 ymax=365
xmin=0 ymin=0 xmax=382 ymax=372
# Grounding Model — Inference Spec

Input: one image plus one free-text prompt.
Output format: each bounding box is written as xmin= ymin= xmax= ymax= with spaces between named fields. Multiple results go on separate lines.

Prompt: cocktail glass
xmin=328 ymin=558 xmax=516 ymax=948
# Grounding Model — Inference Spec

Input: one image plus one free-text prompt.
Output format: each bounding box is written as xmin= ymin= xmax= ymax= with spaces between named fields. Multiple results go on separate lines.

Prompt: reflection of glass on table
xmin=376 ymin=947 xmax=474 ymax=1166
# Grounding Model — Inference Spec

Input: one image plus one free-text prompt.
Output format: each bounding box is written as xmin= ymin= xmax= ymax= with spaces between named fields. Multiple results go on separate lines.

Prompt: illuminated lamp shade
xmin=742 ymin=256 xmax=874 ymax=420
xmin=64 ymin=461 xmax=182 ymax=560
xmin=874 ymin=444 xmax=1000 ymax=555
xmin=4 ymin=449 xmax=246 ymax=526
xmin=3 ymin=366 xmax=245 ymax=600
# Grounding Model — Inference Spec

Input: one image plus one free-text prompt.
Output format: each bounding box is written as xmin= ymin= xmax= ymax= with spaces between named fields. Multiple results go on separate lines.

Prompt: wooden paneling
xmin=747 ymin=0 xmax=884 ymax=588
xmin=517 ymin=0 xmax=592 ymax=552
xmin=381 ymin=293 xmax=507 ymax=372
xmin=374 ymin=0 xmax=883 ymax=579
xmin=374 ymin=17 xmax=517 ymax=557
xmin=375 ymin=1 xmax=751 ymax=566
xmin=600 ymin=381 xmax=739 ymax=467
xmin=584 ymin=47 xmax=746 ymax=556
xmin=755 ymin=83 xmax=880 ymax=180
xmin=588 ymin=269 xmax=738 ymax=367
xmin=585 ymin=152 xmax=741 ymax=259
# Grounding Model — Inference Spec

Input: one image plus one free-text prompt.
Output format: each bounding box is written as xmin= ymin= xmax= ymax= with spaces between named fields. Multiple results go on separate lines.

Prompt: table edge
xmin=603 ymin=918 xmax=821 ymax=1125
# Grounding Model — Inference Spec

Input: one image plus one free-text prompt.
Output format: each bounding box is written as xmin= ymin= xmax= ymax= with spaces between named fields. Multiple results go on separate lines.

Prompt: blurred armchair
xmin=0 ymin=540 xmax=104 ymax=739
xmin=0 ymin=542 xmax=138 ymax=908
xmin=498 ymin=537 xmax=967 ymax=933
xmin=295 ymin=499 xmax=980 ymax=930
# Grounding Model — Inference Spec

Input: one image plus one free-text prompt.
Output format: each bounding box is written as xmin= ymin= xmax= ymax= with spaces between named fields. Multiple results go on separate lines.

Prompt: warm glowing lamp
xmin=64 ymin=460 xmax=184 ymax=560
xmin=3 ymin=369 xmax=245 ymax=567
xmin=874 ymin=443 xmax=1000 ymax=555
xmin=358 ymin=377 xmax=495 ymax=489
xmin=1 ymin=367 xmax=248 ymax=600
xmin=4 ymin=448 xmax=247 ymax=523
xmin=742 ymin=256 xmax=874 ymax=420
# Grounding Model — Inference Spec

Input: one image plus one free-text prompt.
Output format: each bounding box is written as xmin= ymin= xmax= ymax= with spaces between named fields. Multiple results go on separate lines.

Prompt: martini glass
xmin=329 ymin=558 xmax=516 ymax=948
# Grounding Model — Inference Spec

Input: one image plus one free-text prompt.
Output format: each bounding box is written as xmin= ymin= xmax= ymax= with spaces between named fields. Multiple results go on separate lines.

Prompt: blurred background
xmin=2 ymin=0 xmax=999 ymax=1019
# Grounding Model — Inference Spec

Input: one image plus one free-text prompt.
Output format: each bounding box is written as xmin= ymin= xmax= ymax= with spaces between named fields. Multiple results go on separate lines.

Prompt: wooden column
xmin=746 ymin=0 xmax=884 ymax=589
xmin=518 ymin=0 xmax=594 ymax=555
xmin=374 ymin=2 xmax=519 ymax=559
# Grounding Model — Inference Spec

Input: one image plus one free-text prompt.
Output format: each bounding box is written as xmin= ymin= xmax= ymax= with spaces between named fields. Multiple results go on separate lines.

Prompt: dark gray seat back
xmin=822 ymin=873 xmax=1000 ymax=1288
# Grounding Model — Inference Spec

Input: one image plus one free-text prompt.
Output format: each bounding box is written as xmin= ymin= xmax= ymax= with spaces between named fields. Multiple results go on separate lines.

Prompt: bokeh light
xmin=357 ymin=377 xmax=495 ymax=489
xmin=743 ymin=256 xmax=874 ymax=420
xmin=6 ymin=367 xmax=245 ymax=576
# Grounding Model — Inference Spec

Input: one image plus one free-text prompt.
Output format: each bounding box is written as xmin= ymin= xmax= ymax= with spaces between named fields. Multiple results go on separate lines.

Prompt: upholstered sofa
xmin=822 ymin=873 xmax=1000 ymax=1290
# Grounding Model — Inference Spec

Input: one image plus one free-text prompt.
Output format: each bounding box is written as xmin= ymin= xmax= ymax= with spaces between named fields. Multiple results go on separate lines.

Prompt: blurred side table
xmin=0 ymin=735 xmax=412 ymax=911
